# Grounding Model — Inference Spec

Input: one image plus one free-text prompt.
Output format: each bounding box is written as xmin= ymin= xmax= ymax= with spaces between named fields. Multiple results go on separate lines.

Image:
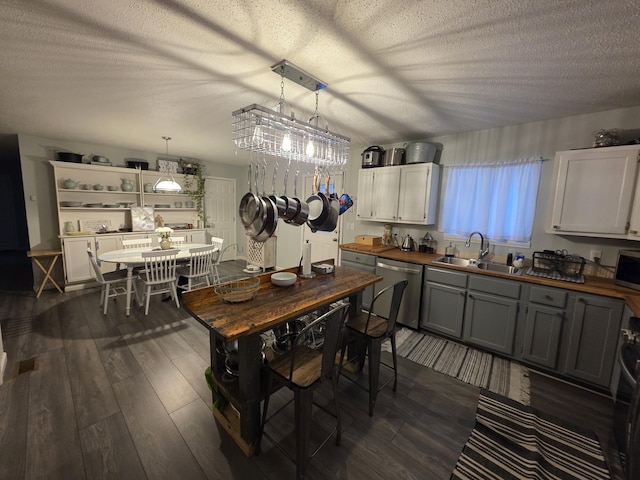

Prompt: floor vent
xmin=15 ymin=356 xmax=39 ymax=376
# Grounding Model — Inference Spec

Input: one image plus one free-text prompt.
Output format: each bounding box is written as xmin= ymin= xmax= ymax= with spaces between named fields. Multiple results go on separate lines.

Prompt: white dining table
xmin=99 ymin=244 xmax=210 ymax=315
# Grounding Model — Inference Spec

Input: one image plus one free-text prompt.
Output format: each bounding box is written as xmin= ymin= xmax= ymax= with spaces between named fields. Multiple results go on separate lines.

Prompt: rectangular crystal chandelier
xmin=232 ymin=60 xmax=350 ymax=169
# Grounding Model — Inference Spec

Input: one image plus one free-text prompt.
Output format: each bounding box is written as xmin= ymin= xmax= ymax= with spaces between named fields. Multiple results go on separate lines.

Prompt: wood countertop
xmin=340 ymin=243 xmax=640 ymax=315
xmin=182 ymin=264 xmax=382 ymax=342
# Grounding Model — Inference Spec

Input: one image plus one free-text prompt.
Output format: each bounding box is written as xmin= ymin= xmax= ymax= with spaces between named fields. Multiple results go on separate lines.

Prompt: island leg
xmin=237 ymin=334 xmax=263 ymax=446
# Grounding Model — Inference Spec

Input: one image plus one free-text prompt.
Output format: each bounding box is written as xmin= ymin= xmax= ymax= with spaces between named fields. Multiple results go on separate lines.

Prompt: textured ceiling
xmin=1 ymin=0 xmax=639 ymax=164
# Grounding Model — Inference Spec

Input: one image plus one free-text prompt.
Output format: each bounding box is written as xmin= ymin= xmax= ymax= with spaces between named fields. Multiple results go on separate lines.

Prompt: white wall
xmin=341 ymin=105 xmax=640 ymax=271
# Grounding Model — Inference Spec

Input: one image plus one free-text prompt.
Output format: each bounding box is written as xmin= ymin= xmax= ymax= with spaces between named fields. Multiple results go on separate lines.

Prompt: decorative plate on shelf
xmin=154 ymin=204 xmax=171 ymax=208
xmin=103 ymin=204 xmax=120 ymax=208
xmin=84 ymin=203 xmax=103 ymax=208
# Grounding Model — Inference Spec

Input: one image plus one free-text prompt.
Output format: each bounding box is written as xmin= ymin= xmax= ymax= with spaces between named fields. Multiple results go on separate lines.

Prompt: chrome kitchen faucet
xmin=466 ymin=231 xmax=490 ymax=259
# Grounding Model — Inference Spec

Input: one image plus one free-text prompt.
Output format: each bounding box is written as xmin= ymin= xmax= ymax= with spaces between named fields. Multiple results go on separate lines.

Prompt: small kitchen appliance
xmin=361 ymin=146 xmax=384 ymax=168
xmin=419 ymin=232 xmax=436 ymax=253
xmin=615 ymin=250 xmax=640 ymax=291
xmin=400 ymin=234 xmax=415 ymax=251
xmin=383 ymin=147 xmax=405 ymax=166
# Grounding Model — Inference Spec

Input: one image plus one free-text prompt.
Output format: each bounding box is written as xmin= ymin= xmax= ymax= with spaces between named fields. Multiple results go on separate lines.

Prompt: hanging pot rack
xmin=232 ymin=60 xmax=351 ymax=170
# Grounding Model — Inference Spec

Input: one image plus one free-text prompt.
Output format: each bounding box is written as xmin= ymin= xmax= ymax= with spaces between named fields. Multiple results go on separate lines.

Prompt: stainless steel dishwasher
xmin=341 ymin=250 xmax=376 ymax=310
xmin=374 ymin=258 xmax=423 ymax=329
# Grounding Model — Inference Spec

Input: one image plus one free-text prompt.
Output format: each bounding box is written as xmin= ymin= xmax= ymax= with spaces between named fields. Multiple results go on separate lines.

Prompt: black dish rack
xmin=528 ymin=250 xmax=586 ymax=283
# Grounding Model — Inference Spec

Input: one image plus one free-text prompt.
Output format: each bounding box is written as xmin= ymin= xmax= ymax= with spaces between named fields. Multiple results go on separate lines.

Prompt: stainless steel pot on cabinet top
xmin=383 ymin=147 xmax=405 ymax=166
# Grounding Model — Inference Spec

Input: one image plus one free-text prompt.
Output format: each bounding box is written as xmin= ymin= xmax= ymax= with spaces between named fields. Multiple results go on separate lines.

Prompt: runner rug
xmin=451 ymin=389 xmax=611 ymax=479
xmin=382 ymin=329 xmax=530 ymax=405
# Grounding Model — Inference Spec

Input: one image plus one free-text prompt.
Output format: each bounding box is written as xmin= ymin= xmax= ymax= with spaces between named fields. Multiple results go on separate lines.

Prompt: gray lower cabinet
xmin=521 ymin=286 xmax=567 ymax=369
xmin=418 ymin=262 xmax=625 ymax=389
xmin=563 ymin=293 xmax=623 ymax=387
xmin=421 ymin=267 xmax=467 ymax=338
xmin=462 ymin=275 xmax=521 ymax=355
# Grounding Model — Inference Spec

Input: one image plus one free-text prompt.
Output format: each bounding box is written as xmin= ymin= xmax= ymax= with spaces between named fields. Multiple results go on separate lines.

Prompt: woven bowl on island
xmin=214 ymin=275 xmax=260 ymax=303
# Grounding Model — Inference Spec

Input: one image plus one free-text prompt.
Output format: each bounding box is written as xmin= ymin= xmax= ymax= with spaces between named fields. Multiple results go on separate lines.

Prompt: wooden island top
xmin=182 ymin=264 xmax=382 ymax=342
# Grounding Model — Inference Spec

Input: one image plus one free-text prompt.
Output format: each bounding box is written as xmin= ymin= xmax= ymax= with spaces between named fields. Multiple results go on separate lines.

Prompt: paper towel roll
xmin=302 ymin=243 xmax=312 ymax=276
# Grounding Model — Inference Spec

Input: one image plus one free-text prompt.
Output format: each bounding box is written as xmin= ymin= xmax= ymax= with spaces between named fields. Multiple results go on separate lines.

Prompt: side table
xmin=27 ymin=249 xmax=64 ymax=298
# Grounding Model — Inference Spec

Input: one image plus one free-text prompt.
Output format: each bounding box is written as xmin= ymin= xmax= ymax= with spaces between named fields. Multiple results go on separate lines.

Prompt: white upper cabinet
xmin=356 ymin=169 xmax=375 ymax=220
xmin=371 ymin=167 xmax=401 ymax=221
xmin=356 ymin=163 xmax=440 ymax=225
xmin=548 ymin=146 xmax=640 ymax=238
xmin=397 ymin=163 xmax=439 ymax=224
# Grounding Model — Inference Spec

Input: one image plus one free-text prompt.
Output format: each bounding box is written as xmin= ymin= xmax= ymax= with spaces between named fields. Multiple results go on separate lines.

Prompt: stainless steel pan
xmin=250 ymin=160 xmax=278 ymax=242
xmin=287 ymin=161 xmax=309 ymax=226
xmin=239 ymin=160 xmax=261 ymax=227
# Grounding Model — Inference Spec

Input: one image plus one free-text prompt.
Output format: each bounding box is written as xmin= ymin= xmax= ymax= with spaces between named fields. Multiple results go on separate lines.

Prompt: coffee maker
xmin=419 ymin=232 xmax=437 ymax=253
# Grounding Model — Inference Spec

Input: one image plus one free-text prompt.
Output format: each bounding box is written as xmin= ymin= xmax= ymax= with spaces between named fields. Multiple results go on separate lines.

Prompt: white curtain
xmin=441 ymin=158 xmax=542 ymax=243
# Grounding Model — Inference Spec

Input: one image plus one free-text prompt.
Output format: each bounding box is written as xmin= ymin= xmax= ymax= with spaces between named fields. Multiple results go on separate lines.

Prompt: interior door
xmin=204 ymin=177 xmax=236 ymax=261
xmin=302 ymin=172 xmax=343 ymax=263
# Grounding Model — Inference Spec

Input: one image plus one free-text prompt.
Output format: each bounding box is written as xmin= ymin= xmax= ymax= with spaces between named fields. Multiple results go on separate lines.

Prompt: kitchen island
xmin=181 ymin=262 xmax=382 ymax=455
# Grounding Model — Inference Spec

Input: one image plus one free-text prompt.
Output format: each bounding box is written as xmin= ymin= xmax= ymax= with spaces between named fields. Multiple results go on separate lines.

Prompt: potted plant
xmin=178 ymin=158 xmax=206 ymax=225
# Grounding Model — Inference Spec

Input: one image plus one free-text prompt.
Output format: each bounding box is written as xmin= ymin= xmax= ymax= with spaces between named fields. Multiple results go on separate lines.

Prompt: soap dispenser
xmin=445 ymin=242 xmax=456 ymax=258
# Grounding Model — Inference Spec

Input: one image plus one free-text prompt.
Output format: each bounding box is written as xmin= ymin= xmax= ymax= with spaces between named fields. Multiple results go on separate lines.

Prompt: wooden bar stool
xmin=27 ymin=249 xmax=64 ymax=298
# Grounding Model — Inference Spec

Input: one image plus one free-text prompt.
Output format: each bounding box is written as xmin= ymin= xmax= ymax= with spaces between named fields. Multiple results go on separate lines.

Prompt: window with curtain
xmin=440 ymin=158 xmax=542 ymax=245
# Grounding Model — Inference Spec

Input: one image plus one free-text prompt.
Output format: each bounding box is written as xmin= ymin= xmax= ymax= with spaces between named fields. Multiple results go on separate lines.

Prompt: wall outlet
xmin=589 ymin=249 xmax=602 ymax=262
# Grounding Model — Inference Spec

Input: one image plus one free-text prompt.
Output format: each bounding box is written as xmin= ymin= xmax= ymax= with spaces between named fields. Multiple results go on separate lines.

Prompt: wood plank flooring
xmin=0 ymin=261 xmax=625 ymax=479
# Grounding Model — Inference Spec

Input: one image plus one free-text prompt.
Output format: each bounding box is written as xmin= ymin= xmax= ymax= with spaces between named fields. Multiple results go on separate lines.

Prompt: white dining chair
xmin=210 ymin=236 xmax=224 ymax=282
xmin=122 ymin=238 xmax=152 ymax=249
xmin=176 ymin=245 xmax=218 ymax=292
xmin=87 ymin=249 xmax=130 ymax=315
xmin=171 ymin=236 xmax=186 ymax=247
xmin=138 ymin=249 xmax=180 ymax=315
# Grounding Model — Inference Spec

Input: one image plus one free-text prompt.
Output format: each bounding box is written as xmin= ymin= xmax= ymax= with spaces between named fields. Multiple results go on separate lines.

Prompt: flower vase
xmin=160 ymin=237 xmax=171 ymax=250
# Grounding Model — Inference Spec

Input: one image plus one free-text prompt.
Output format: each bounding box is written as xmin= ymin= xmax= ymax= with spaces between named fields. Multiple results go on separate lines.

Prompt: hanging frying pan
xmin=306 ymin=171 xmax=338 ymax=232
xmin=268 ymin=159 xmax=287 ymax=217
xmin=245 ymin=161 xmax=268 ymax=237
xmin=280 ymin=157 xmax=298 ymax=221
xmin=250 ymin=161 xmax=278 ymax=242
xmin=239 ymin=158 xmax=262 ymax=227
xmin=287 ymin=160 xmax=309 ymax=226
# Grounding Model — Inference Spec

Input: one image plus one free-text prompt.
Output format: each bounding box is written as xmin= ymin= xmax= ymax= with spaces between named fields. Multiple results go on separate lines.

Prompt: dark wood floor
xmin=0 ymin=260 xmax=624 ymax=479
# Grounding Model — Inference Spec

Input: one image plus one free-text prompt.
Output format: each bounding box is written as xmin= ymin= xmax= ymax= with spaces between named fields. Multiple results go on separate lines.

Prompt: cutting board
xmin=341 ymin=243 xmax=397 ymax=254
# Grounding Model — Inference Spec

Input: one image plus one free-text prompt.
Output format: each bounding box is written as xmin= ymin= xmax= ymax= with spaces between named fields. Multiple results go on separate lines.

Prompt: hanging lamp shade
xmin=154 ymin=136 xmax=182 ymax=193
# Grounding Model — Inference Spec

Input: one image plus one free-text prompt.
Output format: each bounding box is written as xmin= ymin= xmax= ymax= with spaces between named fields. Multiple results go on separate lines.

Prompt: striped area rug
xmin=383 ymin=329 xmax=530 ymax=404
xmin=451 ymin=390 xmax=611 ymax=479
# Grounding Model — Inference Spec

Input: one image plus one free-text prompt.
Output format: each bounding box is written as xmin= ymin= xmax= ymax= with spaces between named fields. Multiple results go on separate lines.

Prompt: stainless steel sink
xmin=476 ymin=262 xmax=522 ymax=275
xmin=432 ymin=256 xmax=522 ymax=276
xmin=432 ymin=256 xmax=475 ymax=267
